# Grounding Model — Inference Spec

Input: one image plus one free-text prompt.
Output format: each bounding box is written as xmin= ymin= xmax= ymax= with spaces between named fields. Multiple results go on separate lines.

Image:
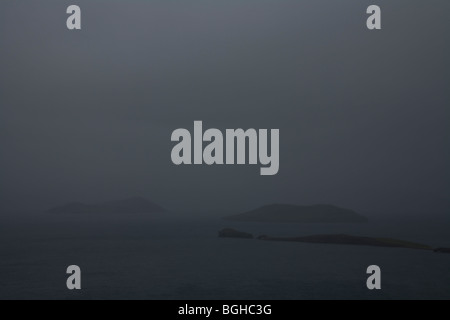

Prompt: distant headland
xmin=224 ymin=204 xmax=368 ymax=223
xmin=46 ymin=197 xmax=167 ymax=215
xmin=256 ymin=234 xmax=432 ymax=250
xmin=218 ymin=229 xmax=447 ymax=252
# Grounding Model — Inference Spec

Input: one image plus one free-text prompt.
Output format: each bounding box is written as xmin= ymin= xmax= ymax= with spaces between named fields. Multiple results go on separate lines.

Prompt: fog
xmin=0 ymin=1 xmax=449 ymax=216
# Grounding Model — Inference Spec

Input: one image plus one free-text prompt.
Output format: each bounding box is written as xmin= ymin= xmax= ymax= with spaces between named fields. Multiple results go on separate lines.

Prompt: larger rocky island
xmin=257 ymin=234 xmax=432 ymax=250
xmin=218 ymin=229 xmax=434 ymax=251
xmin=47 ymin=197 xmax=167 ymax=215
xmin=224 ymin=204 xmax=368 ymax=223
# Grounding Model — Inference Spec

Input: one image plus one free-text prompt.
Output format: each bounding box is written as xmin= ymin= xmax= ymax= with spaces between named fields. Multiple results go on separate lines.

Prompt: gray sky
xmin=0 ymin=1 xmax=449 ymax=215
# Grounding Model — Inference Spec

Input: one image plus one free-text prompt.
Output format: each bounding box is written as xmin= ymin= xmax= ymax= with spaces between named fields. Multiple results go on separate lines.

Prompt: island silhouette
xmin=217 ymin=229 xmax=450 ymax=252
xmin=44 ymin=197 xmax=450 ymax=254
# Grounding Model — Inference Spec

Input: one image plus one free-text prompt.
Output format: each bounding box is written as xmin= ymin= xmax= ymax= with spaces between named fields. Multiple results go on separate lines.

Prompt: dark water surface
xmin=0 ymin=215 xmax=449 ymax=300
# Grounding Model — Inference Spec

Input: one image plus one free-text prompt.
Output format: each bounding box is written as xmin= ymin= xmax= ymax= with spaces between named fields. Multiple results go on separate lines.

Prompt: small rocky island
xmin=47 ymin=197 xmax=167 ymax=215
xmin=224 ymin=204 xmax=368 ymax=223
xmin=434 ymin=248 xmax=450 ymax=254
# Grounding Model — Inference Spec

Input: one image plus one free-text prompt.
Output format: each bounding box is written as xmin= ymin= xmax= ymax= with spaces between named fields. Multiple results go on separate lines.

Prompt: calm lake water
xmin=0 ymin=214 xmax=449 ymax=300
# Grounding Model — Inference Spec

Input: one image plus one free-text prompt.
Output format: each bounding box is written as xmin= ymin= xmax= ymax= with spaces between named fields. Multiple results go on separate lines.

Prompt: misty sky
xmin=0 ymin=1 xmax=449 ymax=215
